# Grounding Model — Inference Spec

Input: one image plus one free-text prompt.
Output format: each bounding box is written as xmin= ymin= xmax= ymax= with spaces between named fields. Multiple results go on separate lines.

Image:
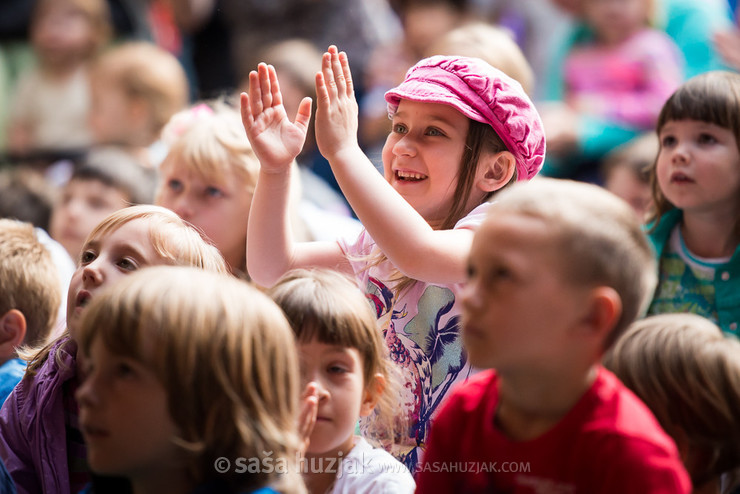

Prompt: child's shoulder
xmin=578 ymin=368 xmax=679 ymax=454
xmin=332 ymin=437 xmax=415 ymax=494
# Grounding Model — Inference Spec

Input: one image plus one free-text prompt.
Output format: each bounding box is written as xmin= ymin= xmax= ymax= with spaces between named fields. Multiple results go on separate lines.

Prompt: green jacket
xmin=648 ymin=209 xmax=740 ymax=336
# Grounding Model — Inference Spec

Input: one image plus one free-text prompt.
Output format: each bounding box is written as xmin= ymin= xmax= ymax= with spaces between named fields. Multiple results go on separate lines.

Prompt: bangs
xmin=657 ymin=72 xmax=740 ymax=137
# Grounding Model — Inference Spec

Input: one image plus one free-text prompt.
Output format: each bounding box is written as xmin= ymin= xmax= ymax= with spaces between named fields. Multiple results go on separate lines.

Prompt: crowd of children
xmin=0 ymin=0 xmax=738 ymax=492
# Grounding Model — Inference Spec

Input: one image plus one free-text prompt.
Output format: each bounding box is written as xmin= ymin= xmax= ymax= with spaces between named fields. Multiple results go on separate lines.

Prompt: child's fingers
xmin=315 ymin=71 xmax=329 ymax=107
xmin=294 ymin=96 xmax=312 ymax=132
xmin=247 ymin=69 xmax=263 ymax=116
xmin=330 ymin=47 xmax=347 ymax=95
xmin=258 ymin=63 xmax=273 ymax=109
xmin=321 ymin=50 xmax=338 ymax=98
xmin=268 ymin=64 xmax=283 ymax=107
xmin=239 ymin=92 xmax=253 ymax=129
xmin=339 ymin=51 xmax=354 ymax=96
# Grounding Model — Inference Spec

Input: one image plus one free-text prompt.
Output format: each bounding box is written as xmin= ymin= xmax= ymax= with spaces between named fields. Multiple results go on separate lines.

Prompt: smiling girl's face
xmin=156 ymin=159 xmax=252 ymax=272
xmin=381 ymin=99 xmax=478 ymax=229
xmin=66 ymin=218 xmax=165 ymax=339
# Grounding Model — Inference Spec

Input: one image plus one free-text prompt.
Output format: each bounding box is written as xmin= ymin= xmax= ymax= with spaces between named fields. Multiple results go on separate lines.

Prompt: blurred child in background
xmin=50 ymin=147 xmax=156 ymax=262
xmin=6 ymin=0 xmax=111 ymax=159
xmin=605 ymin=313 xmax=740 ymax=494
xmin=540 ymin=0 xmax=683 ymax=179
xmin=88 ymin=41 xmax=189 ymax=168
xmin=157 ymin=99 xmax=310 ymax=278
xmin=600 ymin=133 xmax=658 ymax=221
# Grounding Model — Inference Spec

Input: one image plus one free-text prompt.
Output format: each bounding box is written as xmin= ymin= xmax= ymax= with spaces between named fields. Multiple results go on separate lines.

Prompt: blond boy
xmin=416 ymin=178 xmax=691 ymax=493
xmin=0 ymin=219 xmax=61 ymax=403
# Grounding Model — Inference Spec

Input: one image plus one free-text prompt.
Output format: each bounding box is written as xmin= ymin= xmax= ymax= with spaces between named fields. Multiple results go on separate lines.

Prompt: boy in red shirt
xmin=416 ymin=178 xmax=691 ymax=493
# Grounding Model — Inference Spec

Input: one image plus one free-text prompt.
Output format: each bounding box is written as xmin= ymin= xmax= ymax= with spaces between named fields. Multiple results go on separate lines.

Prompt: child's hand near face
xmin=240 ymin=64 xmax=312 ymax=172
xmin=298 ymin=382 xmax=319 ymax=455
xmin=314 ymin=46 xmax=361 ymax=163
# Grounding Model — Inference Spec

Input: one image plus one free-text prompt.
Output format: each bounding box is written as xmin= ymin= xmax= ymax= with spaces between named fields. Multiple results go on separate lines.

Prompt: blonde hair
xmin=24 ymin=205 xmax=228 ymax=374
xmin=92 ymin=41 xmax=189 ymax=141
xmin=491 ymin=178 xmax=657 ymax=347
xmin=160 ymin=99 xmax=260 ymax=192
xmin=268 ymin=269 xmax=403 ymax=447
xmin=604 ymin=313 xmax=740 ymax=488
xmin=77 ymin=266 xmax=305 ymax=493
xmin=0 ymin=219 xmax=60 ymax=348
xmin=426 ymin=22 xmax=535 ymax=96
xmin=32 ymin=0 xmax=112 ymax=59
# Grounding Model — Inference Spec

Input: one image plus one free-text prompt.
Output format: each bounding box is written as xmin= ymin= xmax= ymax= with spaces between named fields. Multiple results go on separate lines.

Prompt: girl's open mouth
xmin=396 ymin=170 xmax=427 ymax=182
xmin=670 ymin=172 xmax=693 ymax=183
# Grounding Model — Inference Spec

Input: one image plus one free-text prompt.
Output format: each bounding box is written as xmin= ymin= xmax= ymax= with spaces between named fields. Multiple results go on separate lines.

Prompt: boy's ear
xmin=579 ymin=286 xmax=622 ymax=341
xmin=359 ymin=373 xmax=386 ymax=417
xmin=0 ymin=309 xmax=27 ymax=352
xmin=477 ymin=151 xmax=517 ymax=193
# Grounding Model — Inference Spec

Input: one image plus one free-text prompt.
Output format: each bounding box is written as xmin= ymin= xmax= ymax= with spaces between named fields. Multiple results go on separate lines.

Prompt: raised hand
xmin=240 ymin=63 xmax=312 ymax=172
xmin=314 ymin=46 xmax=360 ymax=162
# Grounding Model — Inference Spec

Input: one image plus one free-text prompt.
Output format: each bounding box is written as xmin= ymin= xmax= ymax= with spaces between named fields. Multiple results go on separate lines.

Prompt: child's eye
xmin=87 ymin=197 xmax=109 ymax=210
xmin=205 ymin=186 xmax=224 ymax=198
xmin=697 ymin=133 xmax=717 ymax=145
xmin=426 ymin=127 xmax=445 ymax=137
xmin=465 ymin=263 xmax=476 ymax=281
xmin=80 ymin=250 xmax=97 ymax=265
xmin=115 ymin=362 xmax=136 ymax=378
xmin=116 ymin=257 xmax=138 ymax=271
xmin=167 ymin=179 xmax=183 ymax=192
xmin=660 ymin=135 xmax=676 ymax=147
xmin=392 ymin=123 xmax=408 ymax=134
xmin=327 ymin=364 xmax=347 ymax=375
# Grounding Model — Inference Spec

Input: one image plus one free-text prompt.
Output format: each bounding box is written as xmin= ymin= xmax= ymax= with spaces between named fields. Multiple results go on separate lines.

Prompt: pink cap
xmin=385 ymin=56 xmax=545 ymax=181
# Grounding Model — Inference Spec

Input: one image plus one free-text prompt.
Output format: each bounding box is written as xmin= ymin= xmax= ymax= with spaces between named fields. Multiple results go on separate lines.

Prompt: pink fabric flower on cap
xmin=385 ymin=56 xmax=546 ymax=181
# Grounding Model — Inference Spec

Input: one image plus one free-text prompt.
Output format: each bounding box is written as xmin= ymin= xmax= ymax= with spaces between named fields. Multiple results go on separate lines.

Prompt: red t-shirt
xmin=415 ymin=367 xmax=691 ymax=493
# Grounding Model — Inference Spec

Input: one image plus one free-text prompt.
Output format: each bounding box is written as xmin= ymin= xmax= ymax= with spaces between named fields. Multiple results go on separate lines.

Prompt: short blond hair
xmin=0 ymin=219 xmax=60 ymax=348
xmin=604 ymin=313 xmax=740 ymax=487
xmin=490 ymin=178 xmax=657 ymax=347
xmin=92 ymin=41 xmax=189 ymax=140
xmin=159 ymin=100 xmax=260 ymax=193
xmin=78 ymin=266 xmax=304 ymax=493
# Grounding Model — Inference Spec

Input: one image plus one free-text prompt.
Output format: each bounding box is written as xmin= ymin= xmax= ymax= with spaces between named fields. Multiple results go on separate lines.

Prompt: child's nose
xmin=76 ymin=373 xmax=99 ymax=408
xmin=171 ymin=196 xmax=194 ymax=220
xmin=393 ymin=135 xmax=418 ymax=157
xmin=82 ymin=259 xmax=105 ymax=287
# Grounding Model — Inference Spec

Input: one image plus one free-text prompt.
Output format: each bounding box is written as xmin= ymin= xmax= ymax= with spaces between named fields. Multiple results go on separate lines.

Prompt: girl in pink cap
xmin=241 ymin=45 xmax=545 ymax=471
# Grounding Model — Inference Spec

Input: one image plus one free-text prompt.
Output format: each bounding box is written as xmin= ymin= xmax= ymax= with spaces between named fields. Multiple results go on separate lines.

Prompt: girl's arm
xmin=314 ymin=47 xmax=475 ymax=285
xmin=241 ymin=64 xmax=348 ymax=287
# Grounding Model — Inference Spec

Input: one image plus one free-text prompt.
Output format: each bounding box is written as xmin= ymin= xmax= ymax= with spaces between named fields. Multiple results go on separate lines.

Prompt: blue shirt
xmin=0 ymin=358 xmax=26 ymax=405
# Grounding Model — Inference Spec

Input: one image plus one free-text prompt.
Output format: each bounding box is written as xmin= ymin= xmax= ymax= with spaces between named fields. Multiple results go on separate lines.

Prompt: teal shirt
xmin=647 ymin=209 xmax=740 ymax=337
